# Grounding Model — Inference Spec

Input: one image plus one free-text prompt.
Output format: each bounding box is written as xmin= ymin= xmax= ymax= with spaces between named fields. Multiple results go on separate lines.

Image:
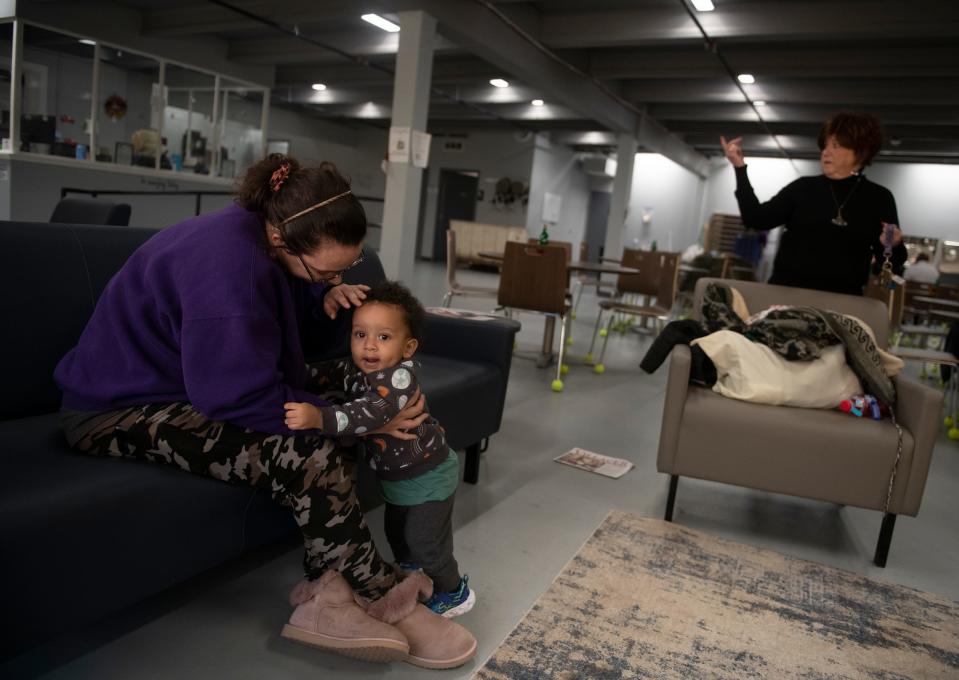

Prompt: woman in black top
xmin=720 ymin=112 xmax=907 ymax=295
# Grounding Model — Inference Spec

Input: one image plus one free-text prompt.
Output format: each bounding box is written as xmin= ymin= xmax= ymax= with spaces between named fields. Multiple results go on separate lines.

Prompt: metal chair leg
xmin=597 ymin=312 xmax=615 ymax=364
xmin=442 ymin=290 xmax=453 ymax=307
xmin=571 ymin=279 xmax=584 ymax=318
xmin=586 ymin=308 xmax=605 ymax=360
xmin=552 ymin=312 xmax=568 ymax=392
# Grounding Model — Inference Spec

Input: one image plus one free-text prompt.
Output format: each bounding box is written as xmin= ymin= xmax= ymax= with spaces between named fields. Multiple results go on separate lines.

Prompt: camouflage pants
xmin=61 ymin=402 xmax=397 ymax=598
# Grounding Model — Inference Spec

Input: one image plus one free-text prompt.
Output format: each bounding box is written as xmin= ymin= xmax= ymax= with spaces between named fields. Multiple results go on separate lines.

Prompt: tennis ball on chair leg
xmin=594 ymin=363 xmax=605 ymax=374
xmin=585 ymin=352 xmax=594 ymax=363
xmin=599 ymin=328 xmax=608 ymax=338
xmin=946 ymin=415 xmax=955 ymax=427
xmin=560 ymin=364 xmax=569 ymax=375
xmin=948 ymin=427 xmax=959 ymax=441
xmin=551 ymin=379 xmax=564 ymax=392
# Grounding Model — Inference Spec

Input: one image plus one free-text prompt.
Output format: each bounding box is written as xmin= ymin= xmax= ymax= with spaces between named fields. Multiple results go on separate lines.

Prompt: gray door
xmin=584 ymin=191 xmax=611 ymax=262
xmin=432 ymin=169 xmax=478 ymax=261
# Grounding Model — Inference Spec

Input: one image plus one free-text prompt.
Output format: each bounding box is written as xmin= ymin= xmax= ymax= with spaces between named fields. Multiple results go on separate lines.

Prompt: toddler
xmin=285 ymin=281 xmax=475 ymax=618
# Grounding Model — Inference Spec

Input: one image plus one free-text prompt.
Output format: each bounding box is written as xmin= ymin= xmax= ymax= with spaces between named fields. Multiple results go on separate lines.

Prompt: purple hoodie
xmin=54 ymin=203 xmax=341 ymax=436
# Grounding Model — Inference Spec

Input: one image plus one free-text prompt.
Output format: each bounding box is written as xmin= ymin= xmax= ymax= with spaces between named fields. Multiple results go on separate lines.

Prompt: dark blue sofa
xmin=0 ymin=220 xmax=519 ymax=659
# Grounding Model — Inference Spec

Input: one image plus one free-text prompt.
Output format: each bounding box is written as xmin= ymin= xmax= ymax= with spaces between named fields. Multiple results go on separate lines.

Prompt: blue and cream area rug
xmin=476 ymin=511 xmax=959 ymax=679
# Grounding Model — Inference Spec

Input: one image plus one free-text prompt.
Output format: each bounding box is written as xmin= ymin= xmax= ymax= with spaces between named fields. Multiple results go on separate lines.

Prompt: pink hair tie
xmin=270 ymin=163 xmax=291 ymax=192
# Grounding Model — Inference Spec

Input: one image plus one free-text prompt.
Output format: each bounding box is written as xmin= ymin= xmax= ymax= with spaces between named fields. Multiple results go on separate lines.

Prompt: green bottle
xmin=539 ymin=223 xmax=550 ymax=245
xmin=650 ymin=240 xmax=658 ymax=252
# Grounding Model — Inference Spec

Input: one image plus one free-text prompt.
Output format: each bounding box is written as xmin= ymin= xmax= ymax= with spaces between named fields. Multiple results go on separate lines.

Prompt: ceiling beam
xmin=142 ymin=0 xmax=363 ymax=37
xmin=377 ymin=0 xmax=708 ymax=175
xmin=542 ymin=1 xmax=959 ymax=49
xmin=275 ymin=57 xmax=498 ymax=87
xmin=589 ymin=43 xmax=959 ymax=80
xmin=228 ymin=33 xmax=459 ymax=65
xmin=624 ymin=78 xmax=959 ymax=106
xmin=281 ymin=83 xmax=547 ymax=106
xmin=650 ymin=103 xmax=959 ymax=127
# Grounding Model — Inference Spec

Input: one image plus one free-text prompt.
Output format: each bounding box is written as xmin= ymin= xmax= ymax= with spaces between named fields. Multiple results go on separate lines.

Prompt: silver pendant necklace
xmin=828 ymin=174 xmax=862 ymax=226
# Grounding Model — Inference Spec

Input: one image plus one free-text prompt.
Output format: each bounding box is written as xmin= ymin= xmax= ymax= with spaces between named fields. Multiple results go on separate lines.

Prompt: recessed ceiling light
xmin=753 ymin=100 xmax=766 ymax=106
xmin=737 ymin=73 xmax=755 ymax=84
xmin=311 ymin=83 xmax=327 ymax=91
xmin=531 ymin=99 xmax=544 ymax=106
xmin=690 ymin=0 xmax=715 ymax=10
xmin=361 ymin=14 xmax=400 ymax=32
xmin=490 ymin=78 xmax=509 ymax=88
xmin=78 ymin=39 xmax=96 ymax=46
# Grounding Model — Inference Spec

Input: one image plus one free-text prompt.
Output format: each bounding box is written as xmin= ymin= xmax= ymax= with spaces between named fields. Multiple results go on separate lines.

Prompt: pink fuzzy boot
xmin=360 ymin=570 xmax=478 ymax=670
xmin=281 ymin=570 xmax=409 ymax=663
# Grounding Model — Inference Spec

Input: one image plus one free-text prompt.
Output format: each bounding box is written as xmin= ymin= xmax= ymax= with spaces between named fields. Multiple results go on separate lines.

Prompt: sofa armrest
xmin=656 ymin=344 xmax=692 ymax=474
xmin=893 ymin=374 xmax=943 ymax=515
xmin=420 ymin=310 xmax=521 ymax=446
xmin=421 ymin=310 xmax=520 ymax=371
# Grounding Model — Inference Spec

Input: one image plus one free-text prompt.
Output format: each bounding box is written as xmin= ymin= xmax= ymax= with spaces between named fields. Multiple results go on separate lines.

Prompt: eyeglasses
xmin=295 ymin=252 xmax=365 ymax=284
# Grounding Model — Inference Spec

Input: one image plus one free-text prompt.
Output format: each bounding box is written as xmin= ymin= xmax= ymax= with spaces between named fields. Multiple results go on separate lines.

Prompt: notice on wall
xmin=543 ymin=192 xmax=562 ymax=223
xmin=388 ymin=126 xmax=411 ymax=164
xmin=412 ymin=130 xmax=432 ymax=168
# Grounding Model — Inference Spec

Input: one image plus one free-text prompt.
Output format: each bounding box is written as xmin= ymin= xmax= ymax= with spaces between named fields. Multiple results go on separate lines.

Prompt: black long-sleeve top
xmin=733 ymin=165 xmax=907 ymax=295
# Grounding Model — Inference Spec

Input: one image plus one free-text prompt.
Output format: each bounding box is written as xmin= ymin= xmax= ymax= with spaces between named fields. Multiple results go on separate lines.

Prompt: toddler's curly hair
xmin=363 ymin=281 xmax=426 ymax=342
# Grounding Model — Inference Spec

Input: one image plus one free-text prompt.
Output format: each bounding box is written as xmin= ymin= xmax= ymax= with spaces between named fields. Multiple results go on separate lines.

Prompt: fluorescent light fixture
xmin=737 ymin=73 xmax=755 ymax=84
xmin=690 ymin=0 xmax=715 ymax=10
xmin=490 ymin=78 xmax=509 ymax=88
xmin=753 ymin=100 xmax=766 ymax=106
xmin=311 ymin=83 xmax=327 ymax=91
xmin=361 ymin=14 xmax=400 ymax=32
xmin=79 ymin=39 xmax=96 ymax=46
xmin=531 ymin=99 xmax=544 ymax=106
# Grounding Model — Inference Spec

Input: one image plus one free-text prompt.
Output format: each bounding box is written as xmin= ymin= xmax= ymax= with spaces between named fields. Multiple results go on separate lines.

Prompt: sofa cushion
xmin=674 ymin=386 xmax=916 ymax=512
xmin=0 ymin=413 xmax=269 ymax=657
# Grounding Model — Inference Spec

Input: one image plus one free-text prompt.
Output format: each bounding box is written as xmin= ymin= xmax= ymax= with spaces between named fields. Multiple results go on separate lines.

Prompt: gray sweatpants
xmin=384 ymin=495 xmax=461 ymax=593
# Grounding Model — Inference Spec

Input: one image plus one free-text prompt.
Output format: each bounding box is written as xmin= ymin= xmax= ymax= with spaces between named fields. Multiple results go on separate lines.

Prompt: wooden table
xmin=478 ymin=251 xmax=640 ymax=277
xmin=477 ymin=251 xmax=640 ymax=366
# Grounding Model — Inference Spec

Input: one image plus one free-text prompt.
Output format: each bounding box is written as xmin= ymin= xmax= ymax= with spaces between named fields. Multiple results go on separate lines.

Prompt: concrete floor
xmin=6 ymin=261 xmax=958 ymax=679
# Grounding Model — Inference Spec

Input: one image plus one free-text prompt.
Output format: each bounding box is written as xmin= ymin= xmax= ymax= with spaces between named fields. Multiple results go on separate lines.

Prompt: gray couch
xmin=657 ymin=277 xmax=943 ymax=567
xmin=0 ymin=220 xmax=519 ymax=659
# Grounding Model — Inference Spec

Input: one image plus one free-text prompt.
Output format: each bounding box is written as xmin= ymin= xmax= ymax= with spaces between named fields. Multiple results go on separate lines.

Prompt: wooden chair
xmin=442 ymin=229 xmax=498 ymax=307
xmin=586 ymin=251 xmax=680 ymax=372
xmin=497 ymin=242 xmax=571 ymax=391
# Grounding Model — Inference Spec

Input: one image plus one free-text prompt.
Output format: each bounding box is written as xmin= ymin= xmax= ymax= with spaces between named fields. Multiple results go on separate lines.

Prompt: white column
xmin=603 ymin=133 xmax=637 ymax=260
xmin=379 ymin=11 xmax=436 ymax=282
xmin=8 ymin=19 xmax=23 ymax=151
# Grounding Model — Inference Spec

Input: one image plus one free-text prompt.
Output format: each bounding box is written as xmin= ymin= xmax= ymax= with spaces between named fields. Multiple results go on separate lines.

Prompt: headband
xmin=279 ymin=190 xmax=353 ymax=226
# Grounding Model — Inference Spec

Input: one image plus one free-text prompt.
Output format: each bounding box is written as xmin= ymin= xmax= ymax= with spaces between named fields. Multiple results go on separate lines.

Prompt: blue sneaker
xmin=425 ymin=575 xmax=476 ymax=618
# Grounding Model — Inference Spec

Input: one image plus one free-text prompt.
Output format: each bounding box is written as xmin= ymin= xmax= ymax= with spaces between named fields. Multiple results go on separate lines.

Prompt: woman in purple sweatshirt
xmin=53 ymin=155 xmax=477 ymax=669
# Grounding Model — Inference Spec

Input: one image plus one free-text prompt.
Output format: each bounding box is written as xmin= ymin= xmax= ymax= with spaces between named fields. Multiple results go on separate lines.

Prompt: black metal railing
xmin=61 ymin=187 xmax=385 ymax=217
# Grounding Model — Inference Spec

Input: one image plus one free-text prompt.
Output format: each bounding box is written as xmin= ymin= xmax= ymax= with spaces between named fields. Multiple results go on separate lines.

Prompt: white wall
xmin=525 ymin=134 xmax=590 ymax=256
xmin=865 ymin=162 xmax=959 ymax=244
xmin=625 ymin=152 xmax=707 ymax=253
xmin=419 ymin=131 xmax=534 ymax=258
